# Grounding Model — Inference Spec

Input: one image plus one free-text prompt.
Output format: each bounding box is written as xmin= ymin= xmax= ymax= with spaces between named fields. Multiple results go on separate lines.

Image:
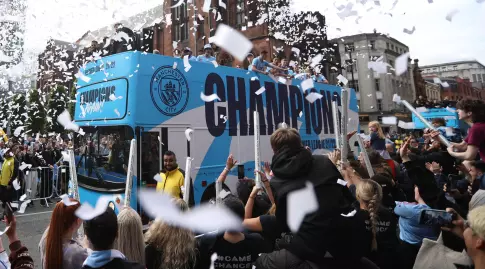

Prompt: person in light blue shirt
xmin=394 ymin=200 xmax=437 ymax=245
xmin=182 ymin=47 xmax=196 ymax=61
xmin=246 ymin=53 xmax=254 ymax=70
xmin=196 ymin=44 xmax=216 ymax=63
xmin=312 ymin=72 xmax=329 ymax=84
xmin=251 ymin=50 xmax=286 ymax=75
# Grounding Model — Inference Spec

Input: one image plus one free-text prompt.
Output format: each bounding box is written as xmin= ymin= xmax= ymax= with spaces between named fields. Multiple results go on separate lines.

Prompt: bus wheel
xmin=200 ymin=182 xmax=230 ymax=204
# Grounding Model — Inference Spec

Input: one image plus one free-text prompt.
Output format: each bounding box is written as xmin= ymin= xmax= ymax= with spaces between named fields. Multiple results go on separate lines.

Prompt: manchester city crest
xmin=150 ymin=66 xmax=189 ymax=116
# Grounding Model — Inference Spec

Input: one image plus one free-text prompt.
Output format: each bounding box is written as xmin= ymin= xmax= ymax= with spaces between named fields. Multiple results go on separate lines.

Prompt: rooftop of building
xmin=421 ymin=60 xmax=485 ymax=69
xmin=329 ymin=32 xmax=408 ymax=48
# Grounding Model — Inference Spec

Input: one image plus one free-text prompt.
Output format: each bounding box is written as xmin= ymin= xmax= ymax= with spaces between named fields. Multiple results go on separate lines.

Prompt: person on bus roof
xmin=251 ymin=50 xmax=287 ymax=75
xmin=173 ymin=48 xmax=181 ymax=58
xmin=156 ymin=151 xmax=194 ymax=206
xmin=197 ymin=44 xmax=216 ymax=63
xmin=182 ymin=47 xmax=197 ymax=61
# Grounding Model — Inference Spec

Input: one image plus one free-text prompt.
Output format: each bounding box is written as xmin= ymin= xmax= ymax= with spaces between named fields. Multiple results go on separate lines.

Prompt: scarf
xmin=83 ymin=249 xmax=125 ymax=268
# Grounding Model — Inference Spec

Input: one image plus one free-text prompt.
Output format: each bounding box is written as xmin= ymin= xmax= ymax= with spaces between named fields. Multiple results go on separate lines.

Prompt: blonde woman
xmin=368 ymin=121 xmax=390 ymax=159
xmin=356 ymin=179 xmax=398 ymax=269
xmin=145 ymin=199 xmax=196 ymax=269
xmin=114 ymin=208 xmax=145 ymax=265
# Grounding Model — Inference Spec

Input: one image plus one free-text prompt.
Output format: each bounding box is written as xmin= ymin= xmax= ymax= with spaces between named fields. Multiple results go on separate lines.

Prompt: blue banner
xmin=412 ymin=108 xmax=459 ymax=129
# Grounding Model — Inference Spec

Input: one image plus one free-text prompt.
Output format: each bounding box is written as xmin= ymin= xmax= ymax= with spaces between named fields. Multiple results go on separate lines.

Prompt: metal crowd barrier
xmin=13 ymin=165 xmax=71 ymax=208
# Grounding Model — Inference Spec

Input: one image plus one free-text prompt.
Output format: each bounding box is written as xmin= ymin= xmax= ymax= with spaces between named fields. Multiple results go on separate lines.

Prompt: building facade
xmin=425 ymin=81 xmax=441 ymax=101
xmin=421 ymin=60 xmax=485 ymax=89
xmin=330 ymin=32 xmax=416 ymax=132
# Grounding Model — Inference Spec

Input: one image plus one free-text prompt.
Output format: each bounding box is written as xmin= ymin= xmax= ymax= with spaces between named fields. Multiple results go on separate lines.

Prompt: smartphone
xmin=419 ymin=209 xmax=454 ymax=227
xmin=237 ymin=165 xmax=245 ymax=179
xmin=5 ymin=203 xmax=13 ymax=223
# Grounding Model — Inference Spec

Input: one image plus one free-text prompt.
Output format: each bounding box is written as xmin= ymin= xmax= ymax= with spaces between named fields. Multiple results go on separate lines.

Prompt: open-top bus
xmin=73 ymin=51 xmax=359 ymax=213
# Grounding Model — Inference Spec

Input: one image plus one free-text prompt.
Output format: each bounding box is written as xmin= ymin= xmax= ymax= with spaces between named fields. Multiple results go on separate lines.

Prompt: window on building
xmin=478 ymin=75 xmax=483 ymax=82
xmin=377 ymin=99 xmax=382 ymax=111
xmin=482 ymin=74 xmax=485 ymax=81
xmin=386 ymin=42 xmax=389 ymax=49
xmin=453 ymin=65 xmax=458 ymax=70
xmin=236 ymin=0 xmax=246 ymax=29
xmin=473 ymin=74 xmax=477 ymax=82
xmin=345 ymin=60 xmax=354 ymax=73
xmin=370 ymin=40 xmax=375 ymax=50
xmin=391 ymin=44 xmax=395 ymax=51
xmin=375 ymin=79 xmax=380 ymax=91
xmin=433 ymin=68 xmax=438 ymax=71
xmin=349 ymin=80 xmax=359 ymax=92
xmin=345 ymin=43 xmax=355 ymax=52
xmin=389 ymin=60 xmax=394 ymax=67
xmin=172 ymin=0 xmax=188 ymax=41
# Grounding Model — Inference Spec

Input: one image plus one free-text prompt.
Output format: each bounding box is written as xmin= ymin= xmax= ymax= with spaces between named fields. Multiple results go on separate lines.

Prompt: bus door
xmin=162 ymin=125 xmax=191 ymax=167
xmin=139 ymin=128 xmax=162 ymax=188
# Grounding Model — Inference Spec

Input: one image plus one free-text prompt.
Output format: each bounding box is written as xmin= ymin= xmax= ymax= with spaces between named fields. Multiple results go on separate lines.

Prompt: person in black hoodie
xmin=256 ymin=128 xmax=375 ymax=269
xmin=24 ymin=145 xmax=41 ymax=207
xmin=82 ymin=206 xmax=144 ymax=269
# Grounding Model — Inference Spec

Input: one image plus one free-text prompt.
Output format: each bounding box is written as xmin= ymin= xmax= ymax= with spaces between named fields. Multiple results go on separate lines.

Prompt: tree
xmin=0 ymin=96 xmax=9 ymax=130
xmin=27 ymin=88 xmax=47 ymax=135
xmin=68 ymin=80 xmax=77 ymax=118
xmin=46 ymin=85 xmax=68 ymax=133
xmin=8 ymin=93 xmax=28 ymax=133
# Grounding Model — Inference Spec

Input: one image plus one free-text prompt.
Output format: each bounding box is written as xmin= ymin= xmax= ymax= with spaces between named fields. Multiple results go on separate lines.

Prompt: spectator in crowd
xmin=251 ymin=51 xmax=287 ymax=75
xmin=268 ymin=57 xmax=281 ymax=75
xmin=312 ymin=70 xmax=329 ymax=84
xmin=197 ymin=196 xmax=267 ymax=269
xmin=173 ymin=48 xmax=181 ymax=58
xmin=114 ymin=208 xmax=145 ymax=265
xmin=5 ymin=215 xmax=35 ymax=268
xmin=182 ymin=47 xmax=196 ymax=61
xmin=215 ymin=49 xmax=233 ymax=67
xmin=113 ymin=23 xmax=135 ymax=53
xmin=257 ymin=128 xmax=371 ymax=268
xmin=24 ymin=144 xmax=41 ymax=207
xmin=196 ymin=44 xmax=216 ymax=63
xmin=156 ymin=151 xmax=194 ymax=205
xmin=246 ymin=53 xmax=254 ymax=70
xmin=40 ymin=144 xmax=55 ymax=206
xmin=470 ymin=161 xmax=485 ymax=190
xmin=448 ymin=99 xmax=485 ymax=161
xmin=368 ymin=121 xmax=390 ymax=159
xmin=42 ymin=199 xmax=87 ymax=269
xmin=355 ymin=178 xmax=399 ymax=269
xmin=82 ymin=207 xmax=144 ymax=269
xmin=145 ymin=199 xmax=196 ymax=269
xmin=0 ymin=147 xmax=18 ymax=218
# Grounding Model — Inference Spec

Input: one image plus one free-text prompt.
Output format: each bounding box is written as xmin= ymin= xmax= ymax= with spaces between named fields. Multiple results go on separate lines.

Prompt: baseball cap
xmin=183 ymin=47 xmax=192 ymax=52
xmin=203 ymin=44 xmax=212 ymax=50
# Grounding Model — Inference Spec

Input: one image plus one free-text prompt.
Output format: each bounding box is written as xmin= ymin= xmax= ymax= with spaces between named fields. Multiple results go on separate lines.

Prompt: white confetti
xmin=212 ymin=24 xmax=252 ymax=62
xmin=153 ymin=174 xmax=163 ymax=182
xmin=310 ymin=54 xmax=323 ymax=68
xmin=299 ymin=111 xmax=303 ymax=118
xmin=337 ymin=74 xmax=349 ymax=85
xmin=171 ymin=0 xmax=184 ymax=8
xmin=441 ymin=82 xmax=450 ymax=87
xmin=173 ymin=62 xmax=177 ymax=69
xmin=398 ymin=121 xmax=415 ymax=129
xmin=13 ymin=179 xmax=21 ymax=191
xmin=287 ymin=182 xmax=318 ymax=233
xmin=433 ymin=77 xmax=442 ymax=84
xmin=211 ymin=61 xmax=219 ymax=68
xmin=19 ymin=162 xmax=32 ymax=171
xmin=109 ymin=94 xmax=123 ymax=101
xmin=300 ymin=79 xmax=314 ymax=92
xmin=185 ymin=128 xmax=194 ymax=142
xmin=416 ymin=107 xmax=429 ymax=113
xmin=200 ymin=92 xmax=221 ymax=102
xmin=114 ymin=109 xmax=121 ymax=117
xmin=392 ymin=94 xmax=401 ymax=103
xmin=75 ymin=71 xmax=91 ymax=83
xmin=255 ymin=87 xmax=266 ymax=95
xmin=341 ymin=209 xmax=357 ymax=217
xmin=17 ymin=200 xmax=30 ymax=214
xmin=446 ymin=9 xmax=459 ymax=22
xmin=382 ymin=116 xmax=398 ymax=125
xmin=403 ymin=26 xmax=416 ymax=35
xmin=337 ymin=179 xmax=348 ymax=186
xmin=305 ymin=92 xmax=323 ymax=103
xmin=57 ymin=110 xmax=80 ymax=132
xmin=210 ymin=252 xmax=218 ymax=269
xmin=446 ymin=107 xmax=456 ymax=113
xmin=0 ymin=226 xmax=9 ymax=236
xmin=60 ymin=194 xmax=79 ymax=206
xmin=75 ymin=196 xmax=112 ymax=221
xmin=203 ymin=0 xmax=211 ymax=12
xmin=138 ymin=189 xmax=242 ymax=233
xmin=445 ymin=127 xmax=455 ymax=136
xmin=250 ymin=77 xmax=259 ymax=81
xmin=13 ymin=126 xmax=24 ymax=137
xmin=395 ymin=52 xmax=410 ymax=76
xmin=19 ymin=194 xmax=27 ymax=202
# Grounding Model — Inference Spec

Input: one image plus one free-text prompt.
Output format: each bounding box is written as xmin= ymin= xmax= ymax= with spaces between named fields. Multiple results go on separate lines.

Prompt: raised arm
xmin=216 ymin=154 xmax=237 ymax=184
xmin=245 ymin=186 xmax=261 ymax=219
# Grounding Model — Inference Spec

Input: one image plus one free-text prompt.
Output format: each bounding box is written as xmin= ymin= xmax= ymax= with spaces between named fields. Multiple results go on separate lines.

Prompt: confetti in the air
xmin=395 ymin=52 xmax=410 ymax=76
xmin=255 ymin=87 xmax=266 ymax=95
xmin=212 ymin=24 xmax=253 ymax=62
xmin=200 ymin=92 xmax=221 ymax=102
xmin=305 ymin=92 xmax=324 ymax=103
xmin=287 ymin=182 xmax=318 ymax=232
xmin=446 ymin=9 xmax=460 ymax=22
xmin=185 ymin=128 xmax=194 ymax=142
xmin=301 ymin=79 xmax=314 ymax=92
xmin=382 ymin=116 xmax=398 ymax=125
xmin=403 ymin=26 xmax=416 ymax=35
xmin=75 ymin=196 xmax=112 ymax=221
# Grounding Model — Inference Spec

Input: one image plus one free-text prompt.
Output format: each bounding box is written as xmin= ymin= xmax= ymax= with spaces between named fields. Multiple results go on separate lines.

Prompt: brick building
xmin=424 ymin=76 xmax=482 ymax=101
xmin=153 ymin=0 xmax=292 ymax=67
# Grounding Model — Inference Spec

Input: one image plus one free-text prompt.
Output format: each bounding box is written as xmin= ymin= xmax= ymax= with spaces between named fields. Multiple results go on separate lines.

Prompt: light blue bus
xmin=73 ymin=51 xmax=359 ymax=217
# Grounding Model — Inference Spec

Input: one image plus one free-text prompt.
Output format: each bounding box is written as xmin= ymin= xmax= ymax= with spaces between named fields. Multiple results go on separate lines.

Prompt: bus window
xmin=75 ymin=126 xmax=134 ymax=190
xmin=141 ymin=131 xmax=160 ymax=186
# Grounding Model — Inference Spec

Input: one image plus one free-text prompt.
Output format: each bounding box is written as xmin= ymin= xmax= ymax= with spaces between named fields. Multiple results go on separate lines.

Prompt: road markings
xmin=15 ymin=211 xmax=54 ymax=217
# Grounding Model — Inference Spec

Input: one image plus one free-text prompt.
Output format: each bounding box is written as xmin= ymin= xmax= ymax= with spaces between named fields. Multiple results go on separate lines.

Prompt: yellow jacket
xmin=156 ymin=167 xmax=185 ymax=198
xmin=1 ymin=156 xmax=15 ymax=186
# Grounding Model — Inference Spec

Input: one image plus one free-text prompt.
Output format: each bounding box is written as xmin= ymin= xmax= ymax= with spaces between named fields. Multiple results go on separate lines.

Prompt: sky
xmin=19 ymin=0 xmax=485 ymax=67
